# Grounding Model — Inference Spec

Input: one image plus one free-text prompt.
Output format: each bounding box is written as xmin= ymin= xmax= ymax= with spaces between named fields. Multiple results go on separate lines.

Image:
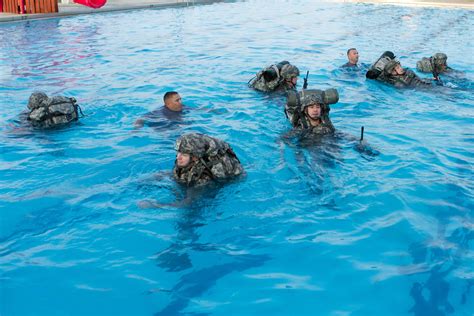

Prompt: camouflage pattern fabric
xmin=416 ymin=53 xmax=451 ymax=74
xmin=249 ymin=63 xmax=299 ymax=92
xmin=416 ymin=57 xmax=435 ymax=73
xmin=249 ymin=71 xmax=282 ymax=92
xmin=378 ymin=69 xmax=432 ymax=88
xmin=27 ymin=92 xmax=79 ymax=128
xmin=173 ymin=133 xmax=244 ymax=187
xmin=286 ymin=93 xmax=335 ymax=136
xmin=280 ymin=64 xmax=300 ymax=80
xmin=295 ymin=115 xmax=335 ymax=136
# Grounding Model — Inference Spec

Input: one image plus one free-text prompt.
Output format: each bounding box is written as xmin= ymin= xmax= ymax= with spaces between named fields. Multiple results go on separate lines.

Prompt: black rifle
xmin=360 ymin=126 xmax=364 ymax=142
xmin=303 ymin=71 xmax=309 ymax=89
xmin=431 ymin=59 xmax=443 ymax=85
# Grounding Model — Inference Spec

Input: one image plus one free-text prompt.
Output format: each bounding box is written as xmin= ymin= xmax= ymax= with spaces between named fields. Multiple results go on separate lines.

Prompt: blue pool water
xmin=1 ymin=1 xmax=473 ymax=315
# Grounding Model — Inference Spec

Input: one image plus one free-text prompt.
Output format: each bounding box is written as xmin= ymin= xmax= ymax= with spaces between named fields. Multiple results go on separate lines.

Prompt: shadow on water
xmin=154 ymin=253 xmax=270 ymax=316
xmin=146 ymin=185 xmax=270 ymax=316
xmin=408 ymin=206 xmax=474 ymax=316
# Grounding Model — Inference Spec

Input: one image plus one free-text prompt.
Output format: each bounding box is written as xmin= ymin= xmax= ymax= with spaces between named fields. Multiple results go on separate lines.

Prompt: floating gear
xmin=287 ymin=88 xmax=339 ymax=111
xmin=249 ymin=61 xmax=299 ymax=92
xmin=27 ymin=92 xmax=83 ymax=129
xmin=173 ymin=133 xmax=244 ymax=186
xmin=366 ymin=51 xmax=396 ymax=79
xmin=383 ymin=59 xmax=400 ymax=75
xmin=416 ymin=52 xmax=449 ymax=75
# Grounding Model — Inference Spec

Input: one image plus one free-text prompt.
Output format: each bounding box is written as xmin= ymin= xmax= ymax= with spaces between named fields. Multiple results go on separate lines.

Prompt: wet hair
xmin=347 ymin=48 xmax=357 ymax=55
xmin=163 ymin=91 xmax=179 ymax=102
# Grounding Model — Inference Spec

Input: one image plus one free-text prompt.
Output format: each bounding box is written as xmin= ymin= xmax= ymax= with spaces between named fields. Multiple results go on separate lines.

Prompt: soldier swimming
xmin=416 ymin=53 xmax=452 ymax=80
xmin=173 ymin=133 xmax=244 ymax=187
xmin=285 ymin=88 xmax=378 ymax=156
xmin=285 ymin=89 xmax=338 ymax=137
xmin=366 ymin=51 xmax=434 ymax=88
xmin=248 ymin=61 xmax=300 ymax=92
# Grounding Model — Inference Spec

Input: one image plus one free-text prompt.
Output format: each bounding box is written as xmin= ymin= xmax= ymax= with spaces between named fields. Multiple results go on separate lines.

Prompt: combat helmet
xmin=175 ymin=133 xmax=208 ymax=158
xmin=280 ymin=64 xmax=300 ymax=80
xmin=433 ymin=53 xmax=447 ymax=66
xmin=432 ymin=53 xmax=448 ymax=73
xmin=384 ymin=59 xmax=401 ymax=75
xmin=302 ymin=93 xmax=323 ymax=108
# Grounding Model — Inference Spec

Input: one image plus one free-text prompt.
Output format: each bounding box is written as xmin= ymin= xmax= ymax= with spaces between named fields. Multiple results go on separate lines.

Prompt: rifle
xmin=303 ymin=71 xmax=309 ymax=89
xmin=431 ymin=59 xmax=443 ymax=85
xmin=360 ymin=126 xmax=364 ymax=142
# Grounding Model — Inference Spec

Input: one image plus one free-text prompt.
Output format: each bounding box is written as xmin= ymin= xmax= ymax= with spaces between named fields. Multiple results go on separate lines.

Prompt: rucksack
xmin=248 ymin=61 xmax=290 ymax=92
xmin=27 ymin=92 xmax=82 ymax=128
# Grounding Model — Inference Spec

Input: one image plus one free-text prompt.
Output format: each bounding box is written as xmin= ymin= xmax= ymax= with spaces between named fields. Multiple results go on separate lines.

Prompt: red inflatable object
xmin=74 ymin=0 xmax=107 ymax=9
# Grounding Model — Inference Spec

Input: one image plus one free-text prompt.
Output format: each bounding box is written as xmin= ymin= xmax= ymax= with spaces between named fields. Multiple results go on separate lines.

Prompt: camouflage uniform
xmin=27 ymin=92 xmax=81 ymax=128
xmin=172 ymin=133 xmax=243 ymax=187
xmin=416 ymin=53 xmax=452 ymax=74
xmin=287 ymin=94 xmax=335 ymax=136
xmin=249 ymin=63 xmax=300 ymax=92
xmin=378 ymin=60 xmax=432 ymax=88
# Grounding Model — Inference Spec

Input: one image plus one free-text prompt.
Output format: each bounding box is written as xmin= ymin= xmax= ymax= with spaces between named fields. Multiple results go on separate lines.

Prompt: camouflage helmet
xmin=384 ymin=59 xmax=400 ymax=74
xmin=175 ymin=133 xmax=224 ymax=159
xmin=28 ymin=91 xmax=48 ymax=110
xmin=280 ymin=64 xmax=300 ymax=80
xmin=301 ymin=93 xmax=323 ymax=109
xmin=432 ymin=53 xmax=447 ymax=66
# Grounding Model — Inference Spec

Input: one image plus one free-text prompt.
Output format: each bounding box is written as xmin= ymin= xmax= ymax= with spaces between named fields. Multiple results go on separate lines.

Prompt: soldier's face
xmin=348 ymin=49 xmax=359 ymax=63
xmin=165 ymin=94 xmax=183 ymax=110
xmin=391 ymin=64 xmax=405 ymax=75
xmin=306 ymin=104 xmax=322 ymax=119
xmin=176 ymin=152 xmax=191 ymax=167
xmin=436 ymin=63 xmax=447 ymax=72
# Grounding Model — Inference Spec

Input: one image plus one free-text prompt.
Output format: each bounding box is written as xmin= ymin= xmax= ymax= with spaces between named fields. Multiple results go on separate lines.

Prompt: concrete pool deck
xmin=0 ymin=0 xmax=472 ymax=23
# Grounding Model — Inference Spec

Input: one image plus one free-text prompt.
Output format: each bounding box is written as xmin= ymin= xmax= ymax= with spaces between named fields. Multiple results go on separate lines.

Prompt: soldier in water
xmin=248 ymin=61 xmax=300 ymax=92
xmin=172 ymin=133 xmax=244 ymax=187
xmin=134 ymin=91 xmax=185 ymax=129
xmin=366 ymin=51 xmax=434 ymax=88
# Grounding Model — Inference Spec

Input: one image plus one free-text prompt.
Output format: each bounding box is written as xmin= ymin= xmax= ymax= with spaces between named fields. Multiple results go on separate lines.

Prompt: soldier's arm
xmin=134 ymin=118 xmax=145 ymax=129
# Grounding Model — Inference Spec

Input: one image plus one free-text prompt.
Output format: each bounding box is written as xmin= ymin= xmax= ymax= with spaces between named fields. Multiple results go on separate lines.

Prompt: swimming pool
xmin=1 ymin=1 xmax=473 ymax=315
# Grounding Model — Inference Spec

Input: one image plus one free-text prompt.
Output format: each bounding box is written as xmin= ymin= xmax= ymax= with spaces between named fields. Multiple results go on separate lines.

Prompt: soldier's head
xmin=347 ymin=48 xmax=359 ymax=65
xmin=432 ymin=53 xmax=448 ymax=73
xmin=174 ymin=133 xmax=207 ymax=168
xmin=385 ymin=60 xmax=405 ymax=76
xmin=164 ymin=91 xmax=183 ymax=112
xmin=280 ymin=64 xmax=300 ymax=87
xmin=302 ymin=94 xmax=324 ymax=122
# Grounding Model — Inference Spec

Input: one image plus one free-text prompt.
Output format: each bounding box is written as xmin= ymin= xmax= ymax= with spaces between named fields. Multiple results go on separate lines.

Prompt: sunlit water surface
xmin=0 ymin=1 xmax=473 ymax=315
